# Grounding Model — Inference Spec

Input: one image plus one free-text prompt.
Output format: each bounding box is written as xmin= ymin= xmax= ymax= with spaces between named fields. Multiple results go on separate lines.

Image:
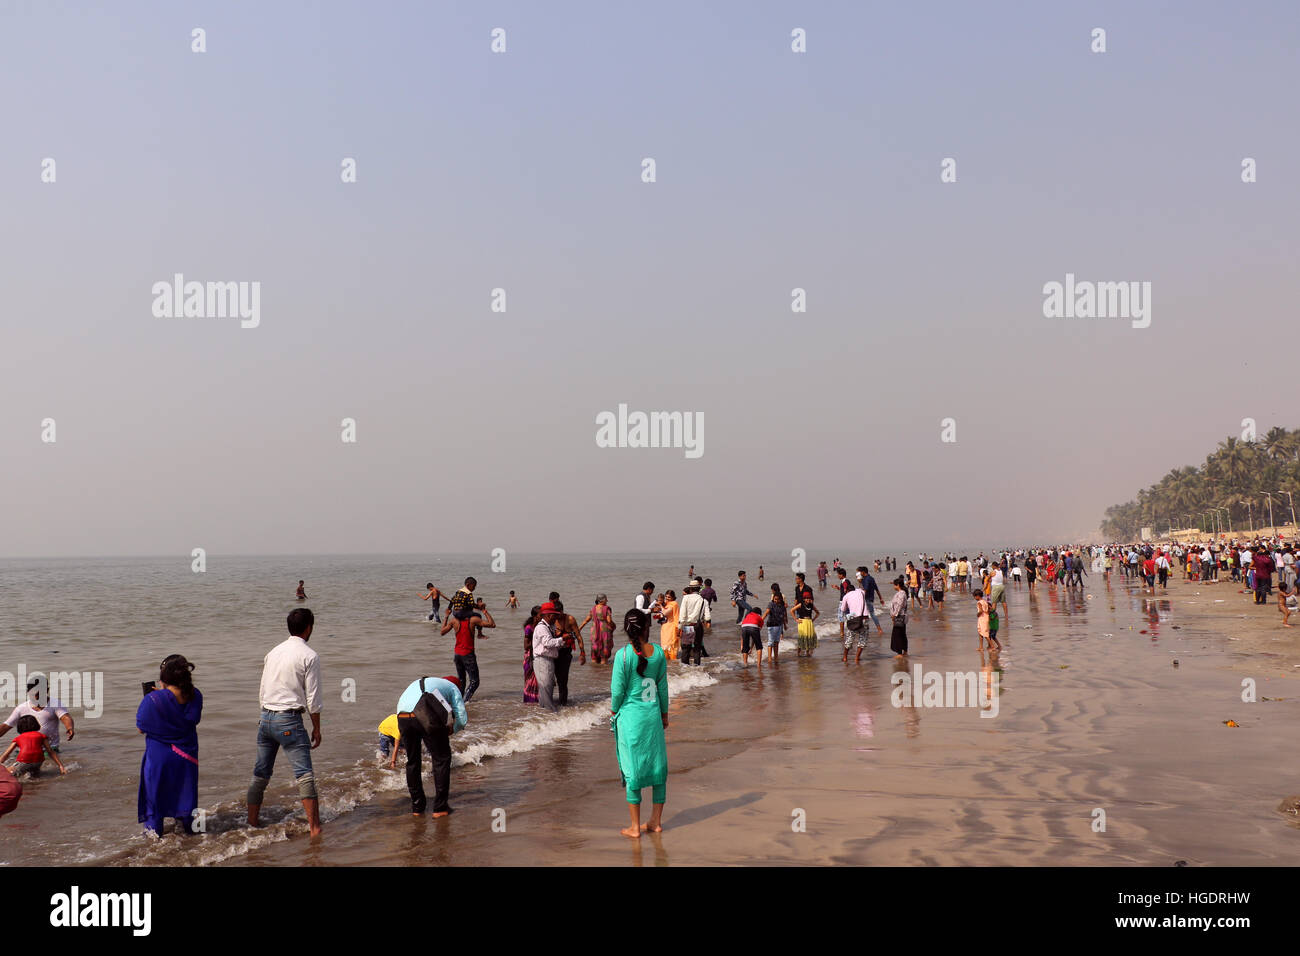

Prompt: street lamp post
xmin=1259 ymin=491 xmax=1276 ymax=536
xmin=1274 ymin=490 xmax=1297 ymax=537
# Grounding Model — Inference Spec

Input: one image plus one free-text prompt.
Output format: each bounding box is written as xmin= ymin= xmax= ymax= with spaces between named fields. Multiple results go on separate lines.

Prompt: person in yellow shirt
xmin=378 ymin=714 xmax=403 ymax=769
xmin=905 ymin=563 xmax=922 ymax=609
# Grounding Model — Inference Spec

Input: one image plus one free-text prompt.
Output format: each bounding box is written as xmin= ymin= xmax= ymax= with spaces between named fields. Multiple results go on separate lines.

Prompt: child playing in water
xmin=377 ymin=714 xmax=403 ymax=769
xmin=422 ymin=583 xmax=444 ymax=622
xmin=2 ymin=715 xmax=68 ymax=777
xmin=506 ymin=591 xmax=518 ymax=609
xmin=740 ymin=608 xmax=764 ymax=667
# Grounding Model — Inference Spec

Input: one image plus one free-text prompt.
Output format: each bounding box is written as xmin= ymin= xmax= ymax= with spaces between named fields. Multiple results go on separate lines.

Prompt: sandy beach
xmin=211 ymin=569 xmax=1300 ymax=867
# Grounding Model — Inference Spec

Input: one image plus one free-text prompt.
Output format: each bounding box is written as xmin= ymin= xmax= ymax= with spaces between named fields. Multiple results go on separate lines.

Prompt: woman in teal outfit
xmin=611 ymin=608 xmax=669 ymax=838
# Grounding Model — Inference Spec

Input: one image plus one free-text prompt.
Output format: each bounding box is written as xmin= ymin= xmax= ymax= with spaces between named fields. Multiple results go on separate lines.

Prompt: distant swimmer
xmin=296 ymin=580 xmax=306 ymax=600
xmin=506 ymin=590 xmax=518 ymax=609
xmin=421 ymin=583 xmax=444 ymax=623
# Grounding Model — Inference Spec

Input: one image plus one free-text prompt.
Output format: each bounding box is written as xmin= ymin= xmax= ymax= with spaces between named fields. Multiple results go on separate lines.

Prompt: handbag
xmin=412 ymin=677 xmax=455 ymax=735
xmin=847 ymin=599 xmax=868 ymax=632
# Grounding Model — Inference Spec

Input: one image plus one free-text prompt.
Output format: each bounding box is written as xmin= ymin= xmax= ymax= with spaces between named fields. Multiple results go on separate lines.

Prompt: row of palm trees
xmin=1101 ymin=427 xmax=1300 ymax=540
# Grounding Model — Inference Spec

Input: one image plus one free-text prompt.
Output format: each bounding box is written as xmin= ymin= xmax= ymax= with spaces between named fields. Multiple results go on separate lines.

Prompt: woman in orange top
xmin=659 ymin=590 xmax=680 ymax=660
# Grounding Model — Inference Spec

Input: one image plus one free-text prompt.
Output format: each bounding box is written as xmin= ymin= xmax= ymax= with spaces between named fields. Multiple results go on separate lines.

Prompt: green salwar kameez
xmin=611 ymin=643 xmax=669 ymax=804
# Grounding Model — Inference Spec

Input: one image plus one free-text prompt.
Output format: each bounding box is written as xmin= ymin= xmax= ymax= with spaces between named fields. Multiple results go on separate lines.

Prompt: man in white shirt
xmin=839 ymin=579 xmax=872 ymax=663
xmin=0 ymin=680 xmax=74 ymax=752
xmin=633 ymin=581 xmax=660 ymax=635
xmin=1156 ymin=551 xmax=1171 ymax=589
xmin=531 ymin=602 xmax=567 ymax=714
xmin=247 ymin=607 xmax=323 ymax=836
xmin=677 ymin=580 xmax=711 ymax=666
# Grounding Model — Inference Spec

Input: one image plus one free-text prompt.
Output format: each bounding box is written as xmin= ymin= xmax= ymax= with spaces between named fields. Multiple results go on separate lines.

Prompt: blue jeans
xmin=865 ymin=603 xmax=881 ymax=628
xmin=249 ymin=710 xmax=316 ymax=801
xmin=454 ymin=651 xmax=480 ymax=703
xmin=735 ymin=599 xmax=752 ymax=623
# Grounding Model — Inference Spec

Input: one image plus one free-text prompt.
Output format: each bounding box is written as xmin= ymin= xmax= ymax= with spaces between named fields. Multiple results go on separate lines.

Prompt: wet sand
xmin=224 ymin=572 xmax=1300 ymax=866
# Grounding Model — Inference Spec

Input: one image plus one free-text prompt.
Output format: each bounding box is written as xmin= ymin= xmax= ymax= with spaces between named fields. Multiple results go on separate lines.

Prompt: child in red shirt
xmin=1 ymin=715 xmax=68 ymax=777
xmin=740 ymin=609 xmax=765 ymax=666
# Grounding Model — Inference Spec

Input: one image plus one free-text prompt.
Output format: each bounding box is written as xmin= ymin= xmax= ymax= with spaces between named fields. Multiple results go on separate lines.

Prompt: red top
xmin=453 ymin=618 xmax=475 ymax=656
xmin=741 ymin=611 xmax=763 ymax=628
xmin=14 ymin=731 xmax=46 ymax=764
xmin=1143 ymin=559 xmax=1156 ymax=575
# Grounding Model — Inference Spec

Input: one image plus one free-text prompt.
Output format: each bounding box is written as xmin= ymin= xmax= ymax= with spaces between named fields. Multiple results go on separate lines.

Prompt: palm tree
xmin=1210 ymin=437 xmax=1252 ymax=498
xmin=1263 ymin=427 xmax=1291 ymax=462
xmin=1101 ymin=429 xmax=1300 ymax=538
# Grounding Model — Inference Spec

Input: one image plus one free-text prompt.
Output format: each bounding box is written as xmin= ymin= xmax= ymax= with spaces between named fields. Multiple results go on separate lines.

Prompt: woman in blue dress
xmin=136 ymin=654 xmax=202 ymax=836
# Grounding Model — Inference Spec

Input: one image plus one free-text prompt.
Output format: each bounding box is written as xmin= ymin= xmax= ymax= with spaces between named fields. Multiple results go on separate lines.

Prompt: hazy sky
xmin=2 ymin=1 xmax=1298 ymax=557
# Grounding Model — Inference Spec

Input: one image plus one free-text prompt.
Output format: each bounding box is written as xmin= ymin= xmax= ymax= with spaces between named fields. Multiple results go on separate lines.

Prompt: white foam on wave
xmin=453 ymin=666 xmax=718 ymax=766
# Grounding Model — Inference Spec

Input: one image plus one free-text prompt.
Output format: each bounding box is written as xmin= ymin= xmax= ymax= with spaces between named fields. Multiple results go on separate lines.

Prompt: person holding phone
xmin=136 ymin=655 xmax=202 ymax=835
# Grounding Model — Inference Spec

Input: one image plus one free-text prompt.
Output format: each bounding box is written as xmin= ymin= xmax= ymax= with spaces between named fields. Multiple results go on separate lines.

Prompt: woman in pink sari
xmin=579 ymin=595 xmax=616 ymax=665
xmin=523 ymin=606 xmax=540 ymax=703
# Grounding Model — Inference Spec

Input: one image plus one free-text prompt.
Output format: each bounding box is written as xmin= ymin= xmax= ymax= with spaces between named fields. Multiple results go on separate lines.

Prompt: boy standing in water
xmin=296 ymin=580 xmax=307 ymax=600
xmin=422 ymin=583 xmax=444 ymax=622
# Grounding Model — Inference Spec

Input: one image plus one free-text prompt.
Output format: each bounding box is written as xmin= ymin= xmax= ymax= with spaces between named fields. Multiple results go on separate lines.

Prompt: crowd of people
xmin=7 ymin=538 xmax=1293 ymax=838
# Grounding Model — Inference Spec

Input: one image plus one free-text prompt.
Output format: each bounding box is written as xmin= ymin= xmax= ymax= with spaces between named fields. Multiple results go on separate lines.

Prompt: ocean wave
xmin=453 ymin=666 xmax=718 ymax=766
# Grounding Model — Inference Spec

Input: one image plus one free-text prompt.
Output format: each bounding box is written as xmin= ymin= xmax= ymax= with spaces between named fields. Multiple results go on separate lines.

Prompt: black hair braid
xmin=622 ymin=608 xmax=649 ymax=677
